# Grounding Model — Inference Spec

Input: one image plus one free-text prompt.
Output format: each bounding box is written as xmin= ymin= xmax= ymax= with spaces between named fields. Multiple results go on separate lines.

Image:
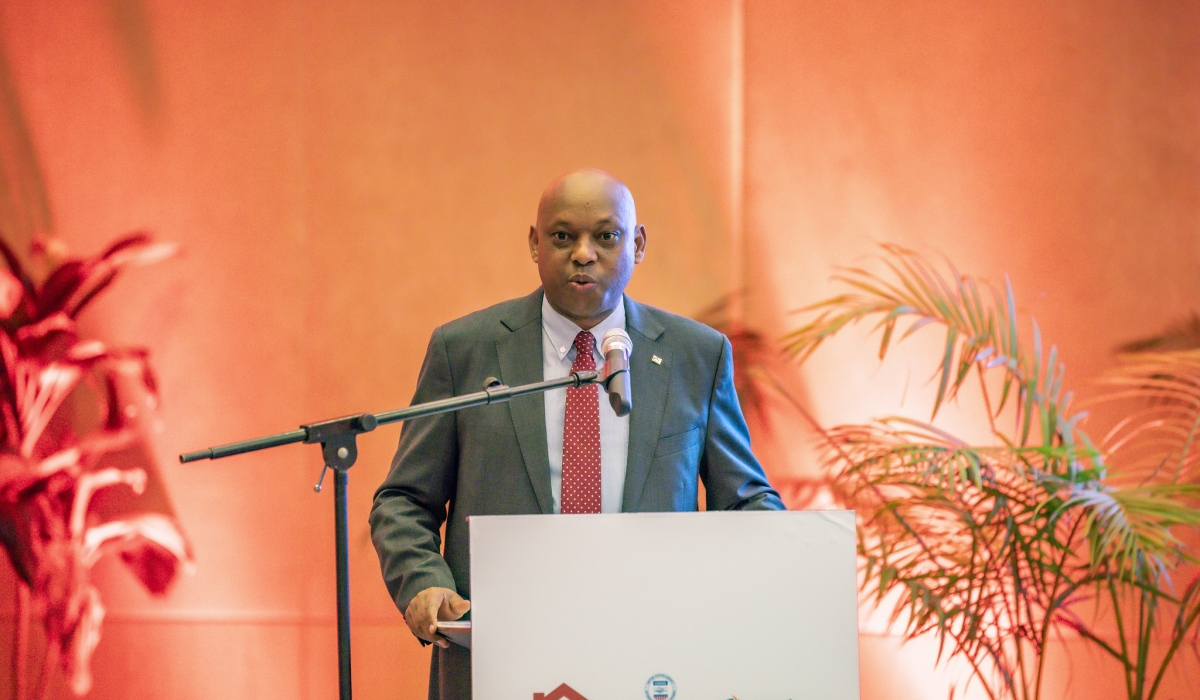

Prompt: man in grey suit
xmin=370 ymin=169 xmax=783 ymax=699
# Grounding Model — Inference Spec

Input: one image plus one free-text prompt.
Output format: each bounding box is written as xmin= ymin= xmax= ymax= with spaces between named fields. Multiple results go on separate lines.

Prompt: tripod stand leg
xmin=335 ymin=467 xmax=352 ymax=700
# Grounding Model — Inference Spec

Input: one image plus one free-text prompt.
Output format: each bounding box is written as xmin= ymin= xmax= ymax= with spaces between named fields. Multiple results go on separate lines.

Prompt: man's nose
xmin=570 ymin=238 xmax=597 ymax=265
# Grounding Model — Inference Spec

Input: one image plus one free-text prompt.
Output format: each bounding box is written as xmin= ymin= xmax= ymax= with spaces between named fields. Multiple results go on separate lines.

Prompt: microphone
xmin=600 ymin=328 xmax=633 ymax=417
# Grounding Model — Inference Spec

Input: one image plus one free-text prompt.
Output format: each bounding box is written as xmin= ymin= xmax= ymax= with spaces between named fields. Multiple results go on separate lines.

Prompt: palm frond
xmin=1094 ymin=350 xmax=1200 ymax=487
xmin=784 ymin=244 xmax=1070 ymax=445
xmin=789 ymin=244 xmax=1200 ymax=700
xmin=1055 ymin=484 xmax=1200 ymax=580
xmin=1119 ymin=314 xmax=1200 ymax=354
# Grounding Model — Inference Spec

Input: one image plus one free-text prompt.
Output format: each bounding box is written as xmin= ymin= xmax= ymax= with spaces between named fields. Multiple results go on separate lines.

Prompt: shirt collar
xmin=541 ymin=293 xmax=627 ymax=361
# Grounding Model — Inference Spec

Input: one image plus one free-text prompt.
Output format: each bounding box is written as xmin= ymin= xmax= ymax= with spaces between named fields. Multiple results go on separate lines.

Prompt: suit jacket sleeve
xmin=700 ymin=336 xmax=786 ymax=511
xmin=369 ymin=326 xmax=460 ymax=612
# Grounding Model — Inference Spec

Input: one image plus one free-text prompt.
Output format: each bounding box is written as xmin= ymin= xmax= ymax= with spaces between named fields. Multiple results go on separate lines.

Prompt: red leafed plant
xmin=0 ymin=233 xmax=193 ymax=698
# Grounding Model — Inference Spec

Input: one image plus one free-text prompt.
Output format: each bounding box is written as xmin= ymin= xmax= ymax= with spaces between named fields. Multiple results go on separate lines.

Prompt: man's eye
xmin=601 ymin=232 xmax=618 ymax=241
xmin=552 ymin=231 xmax=569 ymax=241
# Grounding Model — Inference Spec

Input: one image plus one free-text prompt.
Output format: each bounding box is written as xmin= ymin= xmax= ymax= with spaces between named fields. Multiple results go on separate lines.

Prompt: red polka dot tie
xmin=561 ymin=330 xmax=601 ymax=514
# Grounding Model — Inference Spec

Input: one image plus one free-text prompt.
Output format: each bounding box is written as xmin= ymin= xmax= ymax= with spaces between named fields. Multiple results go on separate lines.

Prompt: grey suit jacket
xmin=369 ymin=289 xmax=783 ymax=700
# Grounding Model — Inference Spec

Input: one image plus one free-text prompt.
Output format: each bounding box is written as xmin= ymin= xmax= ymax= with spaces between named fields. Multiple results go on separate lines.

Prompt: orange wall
xmin=0 ymin=0 xmax=1197 ymax=698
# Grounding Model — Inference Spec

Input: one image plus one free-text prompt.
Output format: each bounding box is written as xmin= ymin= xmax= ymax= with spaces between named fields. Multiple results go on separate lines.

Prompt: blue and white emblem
xmin=644 ymin=674 xmax=676 ymax=700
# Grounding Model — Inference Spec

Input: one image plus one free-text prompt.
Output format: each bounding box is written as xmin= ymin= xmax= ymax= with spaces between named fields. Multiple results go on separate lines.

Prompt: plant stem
xmin=33 ymin=632 xmax=57 ymax=700
xmin=1135 ymin=591 xmax=1156 ymax=700
xmin=1034 ymin=517 xmax=1083 ymax=700
xmin=1147 ymin=578 xmax=1200 ymax=699
xmin=1110 ymin=583 xmax=1134 ymax=700
xmin=13 ymin=582 xmax=27 ymax=700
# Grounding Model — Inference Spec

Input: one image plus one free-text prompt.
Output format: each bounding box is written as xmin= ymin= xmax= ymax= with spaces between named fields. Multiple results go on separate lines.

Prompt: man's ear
xmin=633 ymin=224 xmax=647 ymax=263
xmin=528 ymin=225 xmax=539 ymax=263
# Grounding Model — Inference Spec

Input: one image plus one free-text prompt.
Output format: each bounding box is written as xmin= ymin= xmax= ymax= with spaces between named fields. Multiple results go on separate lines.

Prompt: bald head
xmin=528 ymin=169 xmax=647 ymax=329
xmin=536 ymin=168 xmax=637 ymax=233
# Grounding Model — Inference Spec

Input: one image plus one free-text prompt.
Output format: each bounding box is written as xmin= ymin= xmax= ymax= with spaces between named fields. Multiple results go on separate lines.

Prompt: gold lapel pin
xmin=651 ymin=355 xmax=662 ymax=365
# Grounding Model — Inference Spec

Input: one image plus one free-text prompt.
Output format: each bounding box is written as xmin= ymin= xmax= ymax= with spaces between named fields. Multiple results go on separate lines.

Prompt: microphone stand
xmin=180 ymin=370 xmax=603 ymax=700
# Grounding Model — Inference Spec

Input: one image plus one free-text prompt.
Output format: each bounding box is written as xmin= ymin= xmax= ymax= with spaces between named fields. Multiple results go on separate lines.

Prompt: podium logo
xmin=533 ymin=683 xmax=588 ymax=700
xmin=644 ymin=674 xmax=676 ymax=700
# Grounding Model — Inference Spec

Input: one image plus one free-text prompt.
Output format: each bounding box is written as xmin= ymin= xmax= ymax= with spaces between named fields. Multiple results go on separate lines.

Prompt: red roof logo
xmin=533 ymin=683 xmax=588 ymax=700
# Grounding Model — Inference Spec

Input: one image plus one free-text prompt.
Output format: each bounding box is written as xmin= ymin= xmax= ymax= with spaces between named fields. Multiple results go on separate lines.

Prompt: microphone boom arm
xmin=178 ymin=368 xmax=602 ymax=700
xmin=179 ymin=369 xmax=602 ymax=464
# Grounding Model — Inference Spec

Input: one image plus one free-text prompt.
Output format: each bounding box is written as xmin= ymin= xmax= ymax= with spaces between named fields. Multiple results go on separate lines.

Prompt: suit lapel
xmin=496 ymin=289 xmax=554 ymax=514
xmin=621 ymin=297 xmax=669 ymax=512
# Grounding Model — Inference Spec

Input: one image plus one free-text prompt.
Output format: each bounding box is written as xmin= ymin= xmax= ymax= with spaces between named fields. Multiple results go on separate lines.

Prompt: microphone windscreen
xmin=601 ymin=328 xmax=633 ymax=356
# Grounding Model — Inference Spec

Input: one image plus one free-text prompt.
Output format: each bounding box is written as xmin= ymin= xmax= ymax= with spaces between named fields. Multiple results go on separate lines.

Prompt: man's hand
xmin=405 ymin=586 xmax=471 ymax=648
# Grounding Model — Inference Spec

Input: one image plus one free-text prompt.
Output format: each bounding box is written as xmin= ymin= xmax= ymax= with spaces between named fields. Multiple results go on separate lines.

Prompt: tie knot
xmin=573 ymin=331 xmax=594 ymax=357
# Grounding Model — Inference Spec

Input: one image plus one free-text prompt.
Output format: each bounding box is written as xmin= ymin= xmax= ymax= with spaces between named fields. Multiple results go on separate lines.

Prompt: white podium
xmin=469 ymin=510 xmax=860 ymax=700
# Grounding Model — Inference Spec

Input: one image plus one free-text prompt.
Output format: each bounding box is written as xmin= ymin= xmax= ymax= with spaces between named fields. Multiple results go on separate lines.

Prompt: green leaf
xmin=932 ymin=326 xmax=959 ymax=420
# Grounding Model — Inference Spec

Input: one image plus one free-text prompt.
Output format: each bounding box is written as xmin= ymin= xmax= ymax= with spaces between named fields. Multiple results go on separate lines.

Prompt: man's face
xmin=528 ymin=179 xmax=646 ymax=330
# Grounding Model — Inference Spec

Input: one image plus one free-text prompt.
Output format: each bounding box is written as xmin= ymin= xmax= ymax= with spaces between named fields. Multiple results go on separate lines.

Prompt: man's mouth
xmin=567 ymin=277 xmax=597 ymax=292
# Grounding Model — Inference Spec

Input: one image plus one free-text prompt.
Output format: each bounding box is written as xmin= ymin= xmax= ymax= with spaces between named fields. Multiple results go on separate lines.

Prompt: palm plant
xmin=0 ymin=233 xmax=193 ymax=699
xmin=783 ymin=244 xmax=1200 ymax=700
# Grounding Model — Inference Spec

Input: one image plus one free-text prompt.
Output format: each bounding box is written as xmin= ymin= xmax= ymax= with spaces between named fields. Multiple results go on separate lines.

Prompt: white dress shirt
xmin=541 ymin=294 xmax=630 ymax=514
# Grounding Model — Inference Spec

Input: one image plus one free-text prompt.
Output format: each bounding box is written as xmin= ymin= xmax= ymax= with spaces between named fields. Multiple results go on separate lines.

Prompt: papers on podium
xmin=436 ymin=620 xmax=471 ymax=649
